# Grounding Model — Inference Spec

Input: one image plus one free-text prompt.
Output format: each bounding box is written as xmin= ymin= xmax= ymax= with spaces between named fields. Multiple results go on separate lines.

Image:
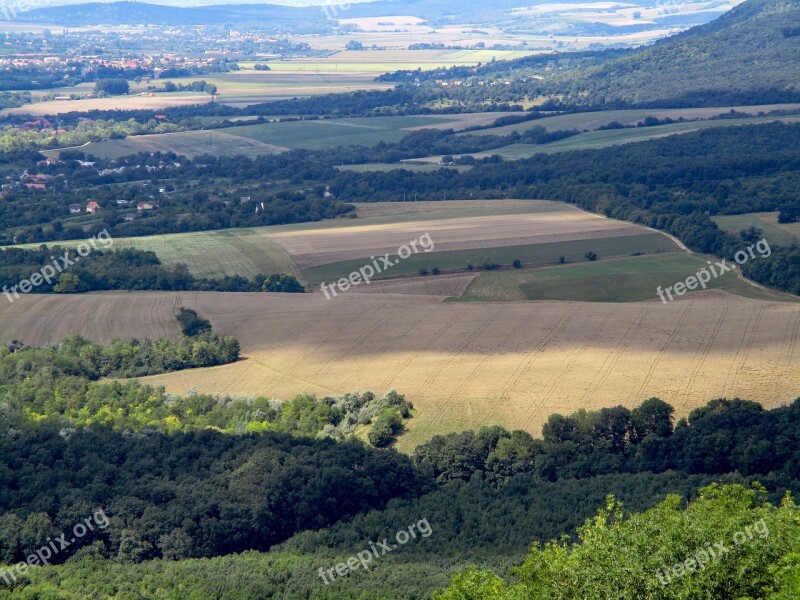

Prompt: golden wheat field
xmin=2 ymin=290 xmax=798 ymax=451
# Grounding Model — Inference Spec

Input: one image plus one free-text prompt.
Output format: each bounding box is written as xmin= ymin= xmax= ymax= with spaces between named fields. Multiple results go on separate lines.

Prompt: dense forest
xmin=2 ymin=389 xmax=800 ymax=597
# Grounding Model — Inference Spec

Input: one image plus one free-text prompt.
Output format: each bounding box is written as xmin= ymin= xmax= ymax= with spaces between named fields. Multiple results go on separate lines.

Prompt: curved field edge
xmin=455 ymin=254 xmax=800 ymax=303
xmin=2 ymin=291 xmax=798 ymax=452
xmin=301 ymin=233 xmax=678 ymax=284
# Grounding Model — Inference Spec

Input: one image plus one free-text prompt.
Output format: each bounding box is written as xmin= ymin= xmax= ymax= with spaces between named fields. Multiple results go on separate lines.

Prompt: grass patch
xmin=302 ymin=233 xmax=677 ymax=284
xmin=472 ymin=114 xmax=800 ymax=160
xmin=9 ymin=229 xmax=300 ymax=280
xmin=226 ymin=116 xmax=454 ymax=150
xmin=71 ymin=130 xmax=287 ymax=160
xmin=473 ymin=104 xmax=800 ymax=136
xmin=712 ymin=212 xmax=800 ymax=247
xmin=456 ymin=253 xmax=793 ymax=302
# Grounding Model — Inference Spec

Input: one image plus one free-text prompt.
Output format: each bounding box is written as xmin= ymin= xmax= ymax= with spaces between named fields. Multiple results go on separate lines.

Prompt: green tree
xmin=94 ymin=78 xmax=130 ymax=96
xmin=54 ymin=272 xmax=79 ymax=292
xmin=436 ymin=484 xmax=800 ymax=599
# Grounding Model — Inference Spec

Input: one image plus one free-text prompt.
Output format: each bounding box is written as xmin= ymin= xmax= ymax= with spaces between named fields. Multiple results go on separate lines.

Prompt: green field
xmin=467 ymin=114 xmax=800 ymax=160
xmin=456 ymin=253 xmax=795 ymax=303
xmin=12 ymin=229 xmax=300 ymax=280
xmin=302 ymin=233 xmax=678 ymax=284
xmin=713 ymin=212 xmax=800 ymax=247
xmin=225 ymin=115 xmax=455 ymax=150
xmin=472 ymin=104 xmax=800 ymax=136
xmin=67 ymin=130 xmax=289 ymax=160
xmin=74 ymin=113 xmax=505 ymax=159
xmin=133 ymin=72 xmax=393 ymax=105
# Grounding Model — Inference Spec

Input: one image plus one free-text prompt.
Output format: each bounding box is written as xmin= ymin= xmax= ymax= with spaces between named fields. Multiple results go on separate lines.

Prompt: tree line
xmin=0 ymin=246 xmax=304 ymax=294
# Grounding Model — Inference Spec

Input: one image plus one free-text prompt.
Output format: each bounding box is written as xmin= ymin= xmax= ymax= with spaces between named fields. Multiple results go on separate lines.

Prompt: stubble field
xmin=2 ymin=290 xmax=798 ymax=451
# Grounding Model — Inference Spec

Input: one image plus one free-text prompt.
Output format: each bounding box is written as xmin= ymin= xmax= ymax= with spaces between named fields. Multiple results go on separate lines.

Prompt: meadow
xmin=453 ymin=114 xmax=800 ymax=161
xmin=457 ymin=253 xmax=795 ymax=303
xmin=70 ymin=112 xmax=520 ymax=158
xmin=60 ymin=129 xmax=289 ymax=160
xmin=473 ymin=104 xmax=800 ymax=136
xmin=302 ymin=233 xmax=675 ymax=284
xmin=261 ymin=49 xmax=540 ymax=73
xmin=713 ymin=212 xmax=800 ymax=247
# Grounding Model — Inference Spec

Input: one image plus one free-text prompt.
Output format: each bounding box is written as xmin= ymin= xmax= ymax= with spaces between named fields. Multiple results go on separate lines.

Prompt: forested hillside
xmin=380 ymin=0 xmax=800 ymax=109
xmin=564 ymin=0 xmax=800 ymax=107
xmin=4 ymin=393 xmax=800 ymax=597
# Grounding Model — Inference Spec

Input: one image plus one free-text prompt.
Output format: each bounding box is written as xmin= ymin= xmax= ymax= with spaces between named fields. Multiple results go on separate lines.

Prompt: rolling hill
xmin=574 ymin=0 xmax=800 ymax=106
xmin=419 ymin=0 xmax=800 ymax=108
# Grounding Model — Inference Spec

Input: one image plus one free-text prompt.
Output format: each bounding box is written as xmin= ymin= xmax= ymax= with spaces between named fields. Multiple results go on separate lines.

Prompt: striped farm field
xmin=303 ymin=233 xmax=676 ymax=284
xmin=223 ymin=113 xmax=510 ymax=151
xmin=68 ymin=112 xmax=521 ymax=158
xmin=10 ymin=200 xmax=657 ymax=282
xmin=2 ymin=290 xmax=798 ymax=451
xmin=266 ymin=202 xmax=664 ymax=270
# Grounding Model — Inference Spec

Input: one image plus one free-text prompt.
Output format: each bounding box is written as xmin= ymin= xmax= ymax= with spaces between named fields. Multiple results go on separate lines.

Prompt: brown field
xmin=2 ymin=290 xmax=798 ymax=451
xmin=270 ymin=207 xmax=650 ymax=269
xmin=2 ymin=95 xmax=211 ymax=116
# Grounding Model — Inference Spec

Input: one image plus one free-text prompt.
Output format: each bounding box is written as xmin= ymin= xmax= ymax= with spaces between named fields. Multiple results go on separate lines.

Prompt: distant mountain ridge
xmin=17 ymin=0 xmax=739 ymax=36
xmin=577 ymin=0 xmax=800 ymax=106
xmin=17 ymin=0 xmax=329 ymax=29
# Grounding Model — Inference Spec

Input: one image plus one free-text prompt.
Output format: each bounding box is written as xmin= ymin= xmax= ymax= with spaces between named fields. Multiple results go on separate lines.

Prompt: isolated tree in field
xmin=174 ymin=307 xmax=212 ymax=337
xmin=585 ymin=251 xmax=598 ymax=261
xmin=94 ymin=78 xmax=130 ymax=96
